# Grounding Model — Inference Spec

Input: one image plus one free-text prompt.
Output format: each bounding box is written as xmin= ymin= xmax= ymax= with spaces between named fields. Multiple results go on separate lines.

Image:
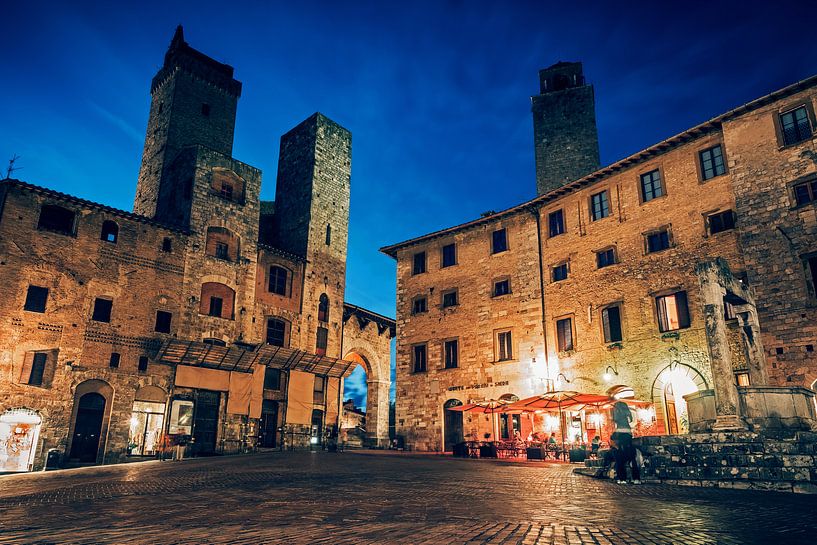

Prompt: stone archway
xmin=651 ymin=364 xmax=708 ymax=435
xmin=67 ymin=379 xmax=114 ymax=465
xmin=343 ymin=349 xmax=389 ymax=447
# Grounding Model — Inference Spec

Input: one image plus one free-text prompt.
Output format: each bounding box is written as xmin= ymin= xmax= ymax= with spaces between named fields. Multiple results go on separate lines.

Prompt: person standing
xmin=611 ymin=401 xmax=640 ymax=484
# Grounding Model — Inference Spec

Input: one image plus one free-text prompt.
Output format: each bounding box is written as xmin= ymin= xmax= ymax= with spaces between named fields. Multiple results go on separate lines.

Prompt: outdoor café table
xmin=464 ymin=441 xmax=481 ymax=458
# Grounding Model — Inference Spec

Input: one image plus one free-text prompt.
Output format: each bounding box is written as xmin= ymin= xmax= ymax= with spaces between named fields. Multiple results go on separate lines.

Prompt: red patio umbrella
xmin=504 ymin=391 xmax=611 ymax=446
xmin=447 ymin=400 xmax=510 ymax=440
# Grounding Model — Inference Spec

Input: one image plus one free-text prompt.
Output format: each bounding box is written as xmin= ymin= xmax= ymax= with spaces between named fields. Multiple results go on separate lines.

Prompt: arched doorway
xmin=70 ymin=393 xmax=106 ymax=463
xmin=443 ymin=399 xmax=463 ymax=452
xmin=260 ymin=400 xmax=279 ymax=448
xmin=0 ymin=408 xmax=42 ymax=472
xmin=498 ymin=393 xmax=520 ymax=440
xmin=128 ymin=386 xmax=167 ymax=456
xmin=652 ymin=364 xmax=708 ymax=435
xmin=343 ymin=352 xmax=369 ymax=447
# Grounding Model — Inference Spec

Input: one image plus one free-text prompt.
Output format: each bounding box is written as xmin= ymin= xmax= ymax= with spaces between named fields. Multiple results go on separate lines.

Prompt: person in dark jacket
xmin=612 ymin=401 xmax=640 ymax=484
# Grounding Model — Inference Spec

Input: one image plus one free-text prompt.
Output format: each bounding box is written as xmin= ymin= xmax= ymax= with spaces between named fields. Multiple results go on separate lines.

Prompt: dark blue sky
xmin=4 ymin=1 xmax=816 ymax=410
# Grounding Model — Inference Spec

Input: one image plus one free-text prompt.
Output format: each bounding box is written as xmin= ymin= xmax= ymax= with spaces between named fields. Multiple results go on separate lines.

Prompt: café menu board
xmin=168 ymin=399 xmax=194 ymax=435
xmin=447 ymin=380 xmax=509 ymax=392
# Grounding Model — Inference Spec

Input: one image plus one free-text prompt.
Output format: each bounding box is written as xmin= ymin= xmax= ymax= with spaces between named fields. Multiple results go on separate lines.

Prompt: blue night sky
xmin=3 ymin=1 xmax=816 ymax=410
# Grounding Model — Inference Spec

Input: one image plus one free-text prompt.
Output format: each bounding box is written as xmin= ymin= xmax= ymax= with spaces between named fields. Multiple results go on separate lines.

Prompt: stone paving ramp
xmin=0 ymin=451 xmax=815 ymax=544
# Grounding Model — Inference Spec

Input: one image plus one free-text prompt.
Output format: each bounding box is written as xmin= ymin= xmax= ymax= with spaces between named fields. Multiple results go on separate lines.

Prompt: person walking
xmin=611 ymin=401 xmax=640 ymax=484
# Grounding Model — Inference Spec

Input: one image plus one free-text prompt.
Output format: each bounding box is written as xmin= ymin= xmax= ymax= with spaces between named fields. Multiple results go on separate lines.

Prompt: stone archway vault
xmin=343 ymin=349 xmax=390 ymax=447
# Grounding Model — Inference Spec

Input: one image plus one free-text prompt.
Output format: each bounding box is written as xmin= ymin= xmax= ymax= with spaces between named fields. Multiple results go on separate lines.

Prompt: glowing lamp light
xmin=310 ymin=437 xmax=319 ymax=444
xmin=603 ymin=365 xmax=618 ymax=383
xmin=130 ymin=417 xmax=139 ymax=427
xmin=589 ymin=413 xmax=604 ymax=427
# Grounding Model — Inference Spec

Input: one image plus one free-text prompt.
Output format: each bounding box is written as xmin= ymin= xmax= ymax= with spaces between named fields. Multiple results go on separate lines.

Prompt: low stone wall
xmin=635 ymin=431 xmax=817 ymax=493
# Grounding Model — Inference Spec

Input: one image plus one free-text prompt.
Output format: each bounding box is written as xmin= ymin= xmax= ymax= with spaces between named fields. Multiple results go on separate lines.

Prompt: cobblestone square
xmin=0 ymin=451 xmax=815 ymax=544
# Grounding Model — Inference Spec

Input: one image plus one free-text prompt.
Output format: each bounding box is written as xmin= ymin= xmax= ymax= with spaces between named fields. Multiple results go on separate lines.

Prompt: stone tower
xmin=133 ymin=26 xmax=242 ymax=223
xmin=531 ymin=62 xmax=600 ymax=196
xmin=272 ymin=113 xmax=351 ymax=359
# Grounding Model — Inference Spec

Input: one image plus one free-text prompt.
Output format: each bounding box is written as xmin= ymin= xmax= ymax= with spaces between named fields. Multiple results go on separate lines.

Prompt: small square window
xmin=138 ymin=356 xmax=149 ymax=372
xmin=209 ymin=297 xmax=223 ymax=318
xmin=162 ymin=237 xmax=173 ymax=252
xmin=780 ymin=106 xmax=812 ymax=146
xmin=23 ymin=285 xmax=48 ymax=313
xmin=556 ymin=317 xmax=573 ymax=352
xmin=413 ymin=344 xmax=427 ymax=373
xmin=215 ymin=242 xmax=229 ymax=260
xmin=412 ymin=252 xmax=426 ymax=275
xmin=442 ymin=290 xmax=458 ymax=308
xmin=155 ymin=311 xmax=172 ymax=333
xmin=496 ymin=331 xmax=513 ymax=361
xmin=596 ymin=248 xmax=617 ymax=269
xmin=602 ymin=306 xmax=623 ymax=343
xmin=656 ymin=291 xmax=691 ymax=332
xmin=92 ymin=298 xmax=113 ymax=323
xmin=552 ymin=262 xmax=569 ymax=282
xmin=793 ymin=179 xmax=817 ymax=206
xmin=646 ymin=229 xmax=671 ymax=253
xmin=441 ymin=244 xmax=456 ymax=268
xmin=109 ymin=352 xmax=121 ymax=369
xmin=699 ymin=145 xmax=726 ymax=180
xmin=708 ymin=210 xmax=736 ymax=234
xmin=548 ymin=209 xmax=565 ymax=237
xmin=412 ymin=296 xmax=428 ymax=315
xmin=590 ymin=191 xmax=610 ymax=221
xmin=640 ymin=169 xmax=664 ymax=202
xmin=220 ymin=183 xmax=234 ymax=201
xmin=492 ymin=229 xmax=508 ymax=254
xmin=493 ymin=279 xmax=511 ymax=297
xmin=444 ymin=339 xmax=458 ymax=369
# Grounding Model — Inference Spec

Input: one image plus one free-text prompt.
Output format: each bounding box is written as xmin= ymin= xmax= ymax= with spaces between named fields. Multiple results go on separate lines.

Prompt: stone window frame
xmin=154 ymin=310 xmax=173 ymax=333
xmin=695 ymin=139 xmax=729 ymax=183
xmin=91 ymin=297 xmax=113 ymax=323
xmin=491 ymin=227 xmax=509 ymax=255
xmin=599 ymin=301 xmax=625 ymax=344
xmin=440 ymin=242 xmax=457 ymax=268
xmin=412 ymin=251 xmax=427 ymax=275
xmin=492 ymin=276 xmax=512 ymax=298
xmin=551 ymin=260 xmax=570 ymax=282
xmin=637 ymin=164 xmax=667 ymax=205
xmin=703 ymin=208 xmax=737 ymax=236
xmin=411 ymin=342 xmax=428 ymax=373
xmin=441 ymin=288 xmax=459 ymax=309
xmin=652 ymin=287 xmax=692 ymax=333
xmin=594 ymin=245 xmax=618 ymax=269
xmin=554 ymin=314 xmax=575 ymax=353
xmin=588 ymin=188 xmax=612 ymax=222
xmin=547 ymin=207 xmax=566 ymax=238
xmin=643 ymin=224 xmax=674 ymax=255
xmin=493 ymin=328 xmax=515 ymax=362
xmin=441 ymin=337 xmax=459 ymax=370
xmin=23 ymin=285 xmax=49 ymax=313
xmin=772 ymin=99 xmax=816 ymax=150
xmin=788 ymin=173 xmax=817 ymax=210
xmin=411 ymin=294 xmax=428 ymax=315
xmin=265 ymin=316 xmax=291 ymax=347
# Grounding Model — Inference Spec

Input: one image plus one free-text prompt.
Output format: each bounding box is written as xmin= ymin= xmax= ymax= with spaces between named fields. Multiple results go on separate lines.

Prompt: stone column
xmin=365 ymin=378 xmax=391 ymax=447
xmin=696 ymin=261 xmax=745 ymax=430
xmin=736 ymin=308 xmax=769 ymax=385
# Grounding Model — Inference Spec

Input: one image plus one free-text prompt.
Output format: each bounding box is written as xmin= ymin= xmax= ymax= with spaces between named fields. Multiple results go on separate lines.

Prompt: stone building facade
xmin=0 ymin=27 xmax=393 ymax=472
xmin=383 ymin=66 xmax=817 ymax=452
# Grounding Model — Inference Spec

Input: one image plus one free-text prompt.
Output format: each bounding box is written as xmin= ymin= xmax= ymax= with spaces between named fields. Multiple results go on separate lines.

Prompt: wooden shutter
xmin=676 ymin=291 xmax=691 ymax=328
xmin=19 ymin=351 xmax=36 ymax=384
xmin=657 ymin=296 xmax=669 ymax=332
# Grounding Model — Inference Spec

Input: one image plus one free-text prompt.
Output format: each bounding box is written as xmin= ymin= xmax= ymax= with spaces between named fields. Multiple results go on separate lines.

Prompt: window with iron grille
xmin=412 ymin=251 xmax=426 ymax=274
xmin=602 ymin=305 xmax=623 ymax=343
xmin=640 ymin=169 xmax=664 ymax=202
xmin=444 ymin=339 xmax=458 ymax=369
xmin=556 ymin=318 xmax=573 ymax=352
xmin=492 ymin=229 xmax=508 ymax=253
xmin=552 ymin=262 xmax=569 ymax=282
xmin=493 ymin=279 xmax=510 ymax=297
xmin=699 ymin=145 xmax=726 ymax=180
xmin=793 ymin=178 xmax=817 ymax=206
xmin=496 ymin=331 xmax=513 ymax=361
xmin=412 ymin=296 xmax=427 ymax=314
xmin=266 ymin=318 xmax=286 ymax=347
xmin=548 ymin=209 xmax=565 ymax=237
xmin=92 ymin=298 xmax=113 ymax=323
xmin=656 ymin=291 xmax=691 ymax=332
xmin=780 ymin=106 xmax=812 ymax=146
xmin=412 ymin=344 xmax=427 ymax=373
xmin=646 ymin=229 xmax=671 ymax=253
xmin=596 ymin=248 xmax=616 ymax=268
xmin=268 ymin=266 xmax=288 ymax=295
xmin=23 ymin=286 xmax=48 ymax=313
xmin=590 ymin=191 xmax=610 ymax=221
xmin=707 ymin=210 xmax=736 ymax=234
xmin=441 ymin=243 xmax=456 ymax=267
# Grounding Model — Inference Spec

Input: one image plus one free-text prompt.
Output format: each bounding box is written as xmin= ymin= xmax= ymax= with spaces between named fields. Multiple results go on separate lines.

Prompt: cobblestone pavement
xmin=1 ymin=451 xmax=815 ymax=544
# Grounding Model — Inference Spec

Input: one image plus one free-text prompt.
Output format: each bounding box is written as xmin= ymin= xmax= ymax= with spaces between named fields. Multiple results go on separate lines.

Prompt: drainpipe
xmin=531 ymin=206 xmax=551 ymax=387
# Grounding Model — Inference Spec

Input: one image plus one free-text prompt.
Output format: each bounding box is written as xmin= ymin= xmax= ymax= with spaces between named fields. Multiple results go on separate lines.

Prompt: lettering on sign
xmin=447 ymin=380 xmax=509 ymax=392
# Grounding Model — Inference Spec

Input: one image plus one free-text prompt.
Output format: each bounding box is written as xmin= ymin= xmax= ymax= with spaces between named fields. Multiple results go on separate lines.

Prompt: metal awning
xmin=157 ymin=339 xmax=358 ymax=378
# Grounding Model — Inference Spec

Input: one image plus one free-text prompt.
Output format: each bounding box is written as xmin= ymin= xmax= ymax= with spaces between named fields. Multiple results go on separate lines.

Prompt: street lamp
xmin=603 ymin=365 xmax=619 ymax=383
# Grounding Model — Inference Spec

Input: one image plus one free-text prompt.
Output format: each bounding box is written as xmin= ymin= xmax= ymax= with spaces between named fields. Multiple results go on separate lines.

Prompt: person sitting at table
xmin=548 ymin=432 xmax=557 ymax=445
xmin=591 ymin=435 xmax=601 ymax=458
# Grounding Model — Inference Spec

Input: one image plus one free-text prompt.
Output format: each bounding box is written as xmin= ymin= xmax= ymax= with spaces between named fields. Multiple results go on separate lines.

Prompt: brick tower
xmin=531 ymin=62 xmax=600 ymax=196
xmin=272 ymin=113 xmax=351 ymax=359
xmin=133 ymin=26 xmax=242 ymax=223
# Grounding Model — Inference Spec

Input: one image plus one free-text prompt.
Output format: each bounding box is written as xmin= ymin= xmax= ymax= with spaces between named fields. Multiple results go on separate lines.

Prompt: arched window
xmin=318 ymin=294 xmax=329 ymax=322
xmin=100 ymin=220 xmax=118 ymax=243
xmin=199 ymin=282 xmax=235 ymax=320
xmin=38 ymin=204 xmax=75 ymax=235
xmin=268 ymin=266 xmax=288 ymax=296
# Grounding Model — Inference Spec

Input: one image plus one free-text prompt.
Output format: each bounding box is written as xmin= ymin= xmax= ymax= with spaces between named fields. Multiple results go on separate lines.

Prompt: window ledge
xmin=37 ymin=227 xmax=76 ymax=237
xmin=661 ymin=331 xmax=681 ymax=340
xmin=493 ymin=358 xmax=517 ymax=364
xmin=699 ymin=172 xmax=729 ymax=184
xmin=777 ymin=136 xmax=814 ymax=152
xmin=606 ymin=342 xmax=624 ymax=351
xmin=641 ymin=194 xmax=669 ymax=206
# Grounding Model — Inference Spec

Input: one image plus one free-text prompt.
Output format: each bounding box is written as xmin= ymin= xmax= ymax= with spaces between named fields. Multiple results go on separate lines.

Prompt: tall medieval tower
xmin=531 ymin=62 xmax=600 ymax=196
xmin=273 ymin=113 xmax=351 ymax=359
xmin=133 ymin=26 xmax=242 ymax=224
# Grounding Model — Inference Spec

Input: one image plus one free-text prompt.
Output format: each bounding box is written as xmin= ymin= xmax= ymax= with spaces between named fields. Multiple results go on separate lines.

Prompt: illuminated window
xmin=656 ymin=291 xmax=691 ymax=332
xmin=496 ymin=330 xmax=513 ymax=361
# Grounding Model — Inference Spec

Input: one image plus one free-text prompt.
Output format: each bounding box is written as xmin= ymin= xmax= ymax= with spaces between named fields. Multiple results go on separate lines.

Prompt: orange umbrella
xmin=505 ymin=391 xmax=611 ymax=446
xmin=446 ymin=400 xmax=509 ymax=440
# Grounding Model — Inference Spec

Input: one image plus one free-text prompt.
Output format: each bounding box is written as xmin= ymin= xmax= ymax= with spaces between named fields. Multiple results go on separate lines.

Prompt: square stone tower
xmin=272 ymin=113 xmax=351 ymax=359
xmin=531 ymin=62 xmax=600 ymax=196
